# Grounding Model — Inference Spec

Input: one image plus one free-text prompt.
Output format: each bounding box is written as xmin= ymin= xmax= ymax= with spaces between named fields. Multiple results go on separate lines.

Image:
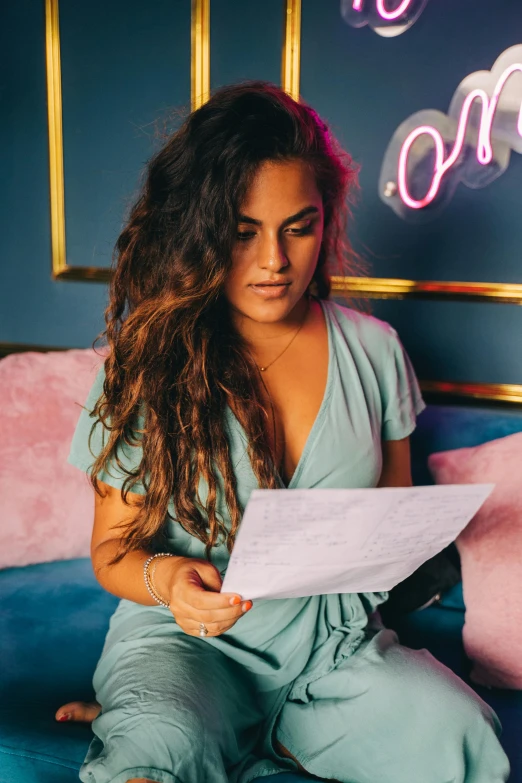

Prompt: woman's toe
xmin=55 ymin=700 xmax=101 ymax=723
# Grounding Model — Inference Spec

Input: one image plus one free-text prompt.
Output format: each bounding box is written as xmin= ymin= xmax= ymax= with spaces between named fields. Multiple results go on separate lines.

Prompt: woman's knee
xmin=278 ymin=638 xmax=510 ymax=782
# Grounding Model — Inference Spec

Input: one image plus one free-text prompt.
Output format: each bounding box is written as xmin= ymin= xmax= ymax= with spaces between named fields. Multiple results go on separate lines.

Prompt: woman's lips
xmin=249 ymin=282 xmax=291 ymax=299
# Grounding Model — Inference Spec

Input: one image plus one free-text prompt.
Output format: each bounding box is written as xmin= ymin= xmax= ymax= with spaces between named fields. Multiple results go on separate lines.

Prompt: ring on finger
xmin=199 ymin=622 xmax=209 ymax=637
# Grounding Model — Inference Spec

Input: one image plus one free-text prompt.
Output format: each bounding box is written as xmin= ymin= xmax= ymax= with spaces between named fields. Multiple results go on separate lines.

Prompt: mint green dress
xmin=68 ymin=300 xmax=510 ymax=783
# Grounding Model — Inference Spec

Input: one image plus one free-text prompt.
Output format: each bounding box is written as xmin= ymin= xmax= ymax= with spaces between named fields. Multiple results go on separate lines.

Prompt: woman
xmin=57 ymin=81 xmax=510 ymax=783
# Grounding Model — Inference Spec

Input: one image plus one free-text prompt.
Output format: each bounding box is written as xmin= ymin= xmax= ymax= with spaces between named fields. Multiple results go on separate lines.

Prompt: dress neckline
xmin=278 ymin=298 xmax=335 ymax=489
xmin=227 ymin=298 xmax=336 ymax=491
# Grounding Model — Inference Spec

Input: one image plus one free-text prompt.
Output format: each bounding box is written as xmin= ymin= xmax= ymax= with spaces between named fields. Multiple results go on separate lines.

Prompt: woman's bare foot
xmin=55 ymin=700 xmax=101 ymax=723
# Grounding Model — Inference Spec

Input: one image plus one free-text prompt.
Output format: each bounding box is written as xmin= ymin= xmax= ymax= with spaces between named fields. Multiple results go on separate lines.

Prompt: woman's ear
xmin=307 ymin=278 xmax=320 ymax=297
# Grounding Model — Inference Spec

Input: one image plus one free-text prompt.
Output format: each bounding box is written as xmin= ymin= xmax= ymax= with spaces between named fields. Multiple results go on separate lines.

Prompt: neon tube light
xmin=398 ymin=64 xmax=522 ymax=209
xmin=352 ymin=0 xmax=415 ymax=21
xmin=341 ymin=0 xmax=429 ymax=39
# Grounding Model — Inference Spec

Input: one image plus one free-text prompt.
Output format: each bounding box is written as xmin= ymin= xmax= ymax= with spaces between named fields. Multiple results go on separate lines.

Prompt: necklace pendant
xmin=260 ymin=367 xmax=266 ymax=372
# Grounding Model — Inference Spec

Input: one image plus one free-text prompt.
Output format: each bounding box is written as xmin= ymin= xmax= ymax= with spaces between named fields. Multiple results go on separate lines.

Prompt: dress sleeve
xmin=67 ymin=365 xmax=147 ymax=494
xmin=381 ymin=327 xmax=426 ymax=441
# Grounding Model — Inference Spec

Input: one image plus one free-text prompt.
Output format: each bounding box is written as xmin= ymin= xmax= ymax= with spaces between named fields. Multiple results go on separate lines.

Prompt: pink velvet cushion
xmin=428 ymin=433 xmax=522 ymax=690
xmin=0 ymin=348 xmax=106 ymax=569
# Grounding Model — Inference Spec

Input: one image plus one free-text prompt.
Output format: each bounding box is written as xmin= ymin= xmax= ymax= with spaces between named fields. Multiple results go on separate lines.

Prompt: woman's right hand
xmin=156 ymin=556 xmax=252 ymax=637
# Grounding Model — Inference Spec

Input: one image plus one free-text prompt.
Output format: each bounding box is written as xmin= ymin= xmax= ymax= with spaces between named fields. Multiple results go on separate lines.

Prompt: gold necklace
xmin=256 ymin=297 xmax=310 ymax=372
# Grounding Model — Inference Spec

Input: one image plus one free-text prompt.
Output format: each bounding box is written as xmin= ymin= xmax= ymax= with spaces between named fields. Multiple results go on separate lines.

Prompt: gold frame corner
xmin=45 ymin=0 xmax=210 ymax=282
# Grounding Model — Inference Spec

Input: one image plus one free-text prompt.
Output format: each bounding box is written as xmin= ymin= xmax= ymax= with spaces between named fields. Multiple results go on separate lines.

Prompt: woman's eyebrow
xmin=237 ymin=205 xmax=319 ymax=227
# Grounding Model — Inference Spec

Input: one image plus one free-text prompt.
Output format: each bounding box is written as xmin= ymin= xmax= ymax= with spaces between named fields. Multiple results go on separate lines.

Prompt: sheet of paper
xmin=221 ymin=484 xmax=494 ymax=599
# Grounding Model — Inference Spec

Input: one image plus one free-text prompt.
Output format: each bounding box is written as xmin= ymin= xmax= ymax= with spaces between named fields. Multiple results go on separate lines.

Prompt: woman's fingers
xmin=185 ymin=617 xmax=241 ymax=637
xmin=188 ymin=590 xmax=244 ymax=611
xmin=177 ymin=570 xmax=252 ymax=615
xmin=173 ymin=599 xmax=252 ymax=626
xmin=175 ymin=587 xmax=250 ymax=616
xmin=198 ymin=601 xmax=253 ymax=623
xmin=170 ymin=559 xmax=253 ymax=636
xmin=172 ymin=600 xmax=253 ymax=636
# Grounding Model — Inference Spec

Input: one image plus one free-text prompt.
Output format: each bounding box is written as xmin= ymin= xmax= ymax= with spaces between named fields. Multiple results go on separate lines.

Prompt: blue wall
xmin=2 ymin=0 xmax=521 ymax=386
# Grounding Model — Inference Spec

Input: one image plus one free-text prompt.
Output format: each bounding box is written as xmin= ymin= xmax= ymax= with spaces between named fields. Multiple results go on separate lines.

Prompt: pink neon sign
xmin=352 ymin=0 xmax=415 ymax=22
xmin=399 ymin=65 xmax=522 ymax=209
xmin=380 ymin=45 xmax=522 ymax=220
xmin=341 ymin=0 xmax=428 ymax=37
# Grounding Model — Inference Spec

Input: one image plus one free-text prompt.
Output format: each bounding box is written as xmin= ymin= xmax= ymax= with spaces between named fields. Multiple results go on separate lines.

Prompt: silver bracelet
xmin=143 ymin=552 xmax=175 ymax=608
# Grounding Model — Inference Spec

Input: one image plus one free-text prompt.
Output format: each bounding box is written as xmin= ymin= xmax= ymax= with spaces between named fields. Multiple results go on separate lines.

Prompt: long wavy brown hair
xmin=88 ymin=80 xmax=362 ymax=566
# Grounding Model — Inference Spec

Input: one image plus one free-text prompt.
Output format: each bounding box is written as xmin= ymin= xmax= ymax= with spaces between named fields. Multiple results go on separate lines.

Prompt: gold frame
xmin=330 ymin=276 xmax=522 ymax=304
xmin=420 ymin=380 xmax=522 ymax=405
xmin=38 ymin=0 xmax=522 ymax=403
xmin=45 ymin=0 xmax=109 ymax=282
xmin=281 ymin=0 xmax=301 ymax=101
xmin=45 ymin=0 xmax=209 ymax=283
xmin=191 ymin=0 xmax=210 ymax=111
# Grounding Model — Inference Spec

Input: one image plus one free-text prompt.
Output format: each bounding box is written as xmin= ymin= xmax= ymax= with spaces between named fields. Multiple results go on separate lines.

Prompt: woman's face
xmin=224 ymin=159 xmax=324 ymax=325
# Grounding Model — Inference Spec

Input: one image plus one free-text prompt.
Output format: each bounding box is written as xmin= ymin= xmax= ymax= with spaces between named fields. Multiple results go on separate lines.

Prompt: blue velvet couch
xmin=2 ymin=402 xmax=522 ymax=783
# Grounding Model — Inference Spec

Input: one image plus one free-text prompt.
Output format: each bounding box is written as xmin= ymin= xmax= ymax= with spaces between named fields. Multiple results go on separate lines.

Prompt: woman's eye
xmin=287 ymin=223 xmax=313 ymax=236
xmin=236 ymin=223 xmax=313 ymax=241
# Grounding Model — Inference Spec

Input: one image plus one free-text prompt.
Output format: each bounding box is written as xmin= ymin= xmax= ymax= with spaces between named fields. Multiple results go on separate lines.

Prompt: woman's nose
xmin=258 ymin=236 xmax=289 ymax=272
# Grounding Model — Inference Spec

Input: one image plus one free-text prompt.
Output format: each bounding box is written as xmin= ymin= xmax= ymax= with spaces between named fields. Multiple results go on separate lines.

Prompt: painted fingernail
xmin=242 ymin=601 xmax=252 ymax=612
xmin=229 ymin=596 xmax=241 ymax=606
xmin=57 ymin=713 xmax=70 ymax=722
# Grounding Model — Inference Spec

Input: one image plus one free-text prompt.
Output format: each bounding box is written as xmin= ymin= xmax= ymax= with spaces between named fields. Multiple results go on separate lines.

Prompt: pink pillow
xmin=0 ymin=348 xmax=106 ymax=569
xmin=428 ymin=433 xmax=522 ymax=690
